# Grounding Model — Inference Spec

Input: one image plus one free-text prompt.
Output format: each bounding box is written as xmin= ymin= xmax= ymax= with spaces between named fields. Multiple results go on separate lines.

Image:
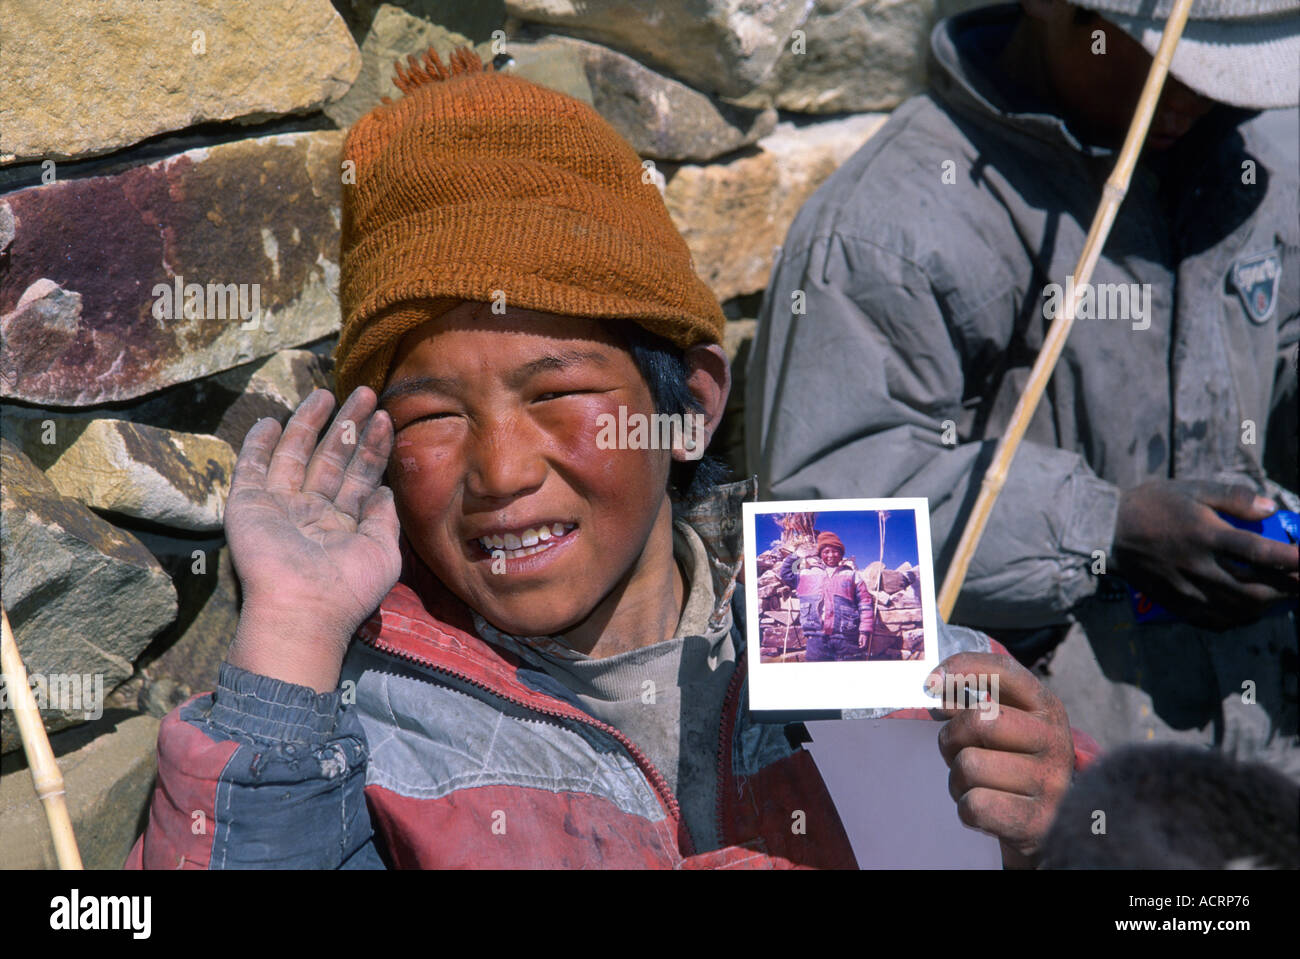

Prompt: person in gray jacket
xmin=747 ymin=0 xmax=1299 ymax=776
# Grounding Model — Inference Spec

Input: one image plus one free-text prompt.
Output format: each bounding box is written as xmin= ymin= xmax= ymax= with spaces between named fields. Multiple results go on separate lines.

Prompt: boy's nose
xmin=464 ymin=417 xmax=547 ymax=503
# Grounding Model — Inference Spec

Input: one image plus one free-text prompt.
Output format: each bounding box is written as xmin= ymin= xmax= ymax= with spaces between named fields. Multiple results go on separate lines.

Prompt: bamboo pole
xmin=937 ymin=0 xmax=1196 ymax=621
xmin=1 ymin=604 xmax=83 ymax=869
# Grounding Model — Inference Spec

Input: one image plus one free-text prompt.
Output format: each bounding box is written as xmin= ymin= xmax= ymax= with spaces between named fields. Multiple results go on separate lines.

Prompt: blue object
xmin=1128 ymin=509 xmax=1298 ymax=623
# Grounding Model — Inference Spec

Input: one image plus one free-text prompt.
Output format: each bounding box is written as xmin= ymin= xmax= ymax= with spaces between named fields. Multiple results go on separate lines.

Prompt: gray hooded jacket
xmin=747 ymin=4 xmax=1298 ymax=772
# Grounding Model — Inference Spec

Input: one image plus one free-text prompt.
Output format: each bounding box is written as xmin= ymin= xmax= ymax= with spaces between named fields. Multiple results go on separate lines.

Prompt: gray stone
xmin=2 ymin=418 xmax=235 ymax=533
xmin=0 ymin=201 xmax=13 ymax=253
xmin=504 ymin=0 xmax=813 ymax=99
xmin=0 ymin=131 xmax=345 ymax=406
xmin=493 ymin=34 xmax=594 ymax=105
xmin=80 ymin=348 xmax=331 ymax=451
xmin=0 ymin=439 xmax=177 ymax=752
xmin=735 ymin=0 xmax=933 ymax=114
xmin=0 ymin=0 xmax=359 ymax=163
xmin=734 ymin=0 xmax=995 ymax=115
xmin=504 ymin=35 xmax=775 ymax=162
xmin=325 ymin=5 xmax=478 ymax=130
xmin=333 ymin=0 xmax=507 ymax=44
xmin=0 ymin=713 xmax=161 ymax=869
xmin=209 ymin=349 xmax=334 ymax=445
xmin=128 ymin=536 xmax=240 ymax=716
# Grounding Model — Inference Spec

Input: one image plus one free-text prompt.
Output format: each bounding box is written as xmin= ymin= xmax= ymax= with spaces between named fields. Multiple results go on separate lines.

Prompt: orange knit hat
xmin=816 ymin=531 xmax=845 ymax=553
xmin=334 ymin=47 xmax=726 ymax=401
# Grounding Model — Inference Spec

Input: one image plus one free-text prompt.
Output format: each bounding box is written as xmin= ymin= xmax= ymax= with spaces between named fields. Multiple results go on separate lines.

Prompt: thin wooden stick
xmin=1 ymin=604 xmax=83 ymax=869
xmin=937 ymin=0 xmax=1196 ymax=621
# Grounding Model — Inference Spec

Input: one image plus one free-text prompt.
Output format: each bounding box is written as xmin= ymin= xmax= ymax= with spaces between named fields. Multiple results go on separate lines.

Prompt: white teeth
xmin=484 ymin=540 xmax=556 ymax=560
xmin=478 ymin=524 xmax=574 ymax=556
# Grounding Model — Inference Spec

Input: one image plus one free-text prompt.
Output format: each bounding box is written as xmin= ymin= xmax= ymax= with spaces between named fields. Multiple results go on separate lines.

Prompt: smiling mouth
xmin=473 ymin=522 xmax=577 ymax=560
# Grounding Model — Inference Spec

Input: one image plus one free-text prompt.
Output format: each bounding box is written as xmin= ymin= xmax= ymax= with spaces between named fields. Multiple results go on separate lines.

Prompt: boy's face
xmin=378 ymin=303 xmax=675 ymax=638
xmin=1031 ymin=0 xmax=1214 ymax=150
xmin=820 ymin=546 xmax=843 ymax=567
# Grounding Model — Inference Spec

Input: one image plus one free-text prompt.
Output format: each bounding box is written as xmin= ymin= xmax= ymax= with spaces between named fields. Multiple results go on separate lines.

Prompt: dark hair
xmin=618 ymin=322 xmax=731 ymax=501
xmin=1071 ymin=4 xmax=1099 ymax=26
xmin=1039 ymin=744 xmax=1300 ymax=869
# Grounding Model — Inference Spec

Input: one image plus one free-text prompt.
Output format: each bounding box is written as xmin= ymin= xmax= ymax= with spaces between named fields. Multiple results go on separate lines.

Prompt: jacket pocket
xmin=833 ymin=595 xmax=859 ymax=637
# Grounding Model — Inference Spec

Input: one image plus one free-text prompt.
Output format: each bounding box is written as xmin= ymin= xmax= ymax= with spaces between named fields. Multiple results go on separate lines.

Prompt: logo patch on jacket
xmin=1230 ymin=249 xmax=1281 ymax=324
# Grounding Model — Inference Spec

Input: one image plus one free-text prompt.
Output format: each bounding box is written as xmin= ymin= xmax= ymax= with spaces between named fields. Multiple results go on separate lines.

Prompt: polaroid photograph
xmin=743 ymin=498 xmax=942 ymax=713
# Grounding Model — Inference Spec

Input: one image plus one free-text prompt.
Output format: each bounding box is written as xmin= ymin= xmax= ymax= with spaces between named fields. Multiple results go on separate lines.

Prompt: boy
xmin=778 ymin=531 xmax=875 ymax=661
xmin=127 ymin=49 xmax=1085 ymax=869
xmin=746 ymin=0 xmax=1300 ymax=773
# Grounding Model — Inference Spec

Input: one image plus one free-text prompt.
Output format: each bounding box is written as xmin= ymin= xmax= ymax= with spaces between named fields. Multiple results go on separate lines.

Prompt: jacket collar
xmin=673 ymin=477 xmax=756 ymax=630
xmin=929 ymin=3 xmax=1257 ymax=171
xmin=927 ymin=3 xmax=1108 ymax=157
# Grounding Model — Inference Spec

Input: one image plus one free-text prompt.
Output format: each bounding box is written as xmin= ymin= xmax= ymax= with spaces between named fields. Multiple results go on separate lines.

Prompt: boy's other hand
xmin=224 ymin=387 xmax=401 ymax=692
xmin=1112 ymin=479 xmax=1299 ymax=631
xmin=929 ymin=652 xmax=1074 ymax=868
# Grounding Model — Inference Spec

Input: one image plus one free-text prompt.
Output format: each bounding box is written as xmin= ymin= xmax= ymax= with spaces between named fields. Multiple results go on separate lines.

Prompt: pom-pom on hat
xmin=334 ymin=46 xmax=726 ymax=402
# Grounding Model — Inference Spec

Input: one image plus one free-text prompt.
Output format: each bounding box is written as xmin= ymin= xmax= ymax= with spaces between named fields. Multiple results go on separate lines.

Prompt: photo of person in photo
xmin=756 ymin=510 xmax=926 ymax=664
xmin=779 ymin=531 xmax=874 ymax=662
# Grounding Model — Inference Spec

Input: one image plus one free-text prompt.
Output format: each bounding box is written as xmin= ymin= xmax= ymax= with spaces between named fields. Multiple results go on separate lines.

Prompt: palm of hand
xmin=225 ymin=388 xmax=403 ymax=637
xmin=227 ymin=484 xmax=401 ymax=626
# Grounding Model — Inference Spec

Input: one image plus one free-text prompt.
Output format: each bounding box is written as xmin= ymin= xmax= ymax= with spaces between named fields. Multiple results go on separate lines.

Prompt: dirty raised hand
xmin=224 ymin=387 xmax=401 ymax=693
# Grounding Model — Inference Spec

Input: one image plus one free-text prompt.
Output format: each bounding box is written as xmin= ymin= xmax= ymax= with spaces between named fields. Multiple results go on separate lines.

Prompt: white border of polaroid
xmin=744 ymin=498 xmax=942 ymax=713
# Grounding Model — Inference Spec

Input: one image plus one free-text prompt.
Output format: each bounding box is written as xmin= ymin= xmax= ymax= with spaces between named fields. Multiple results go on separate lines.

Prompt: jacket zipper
xmin=356 ymin=630 xmax=697 ymax=858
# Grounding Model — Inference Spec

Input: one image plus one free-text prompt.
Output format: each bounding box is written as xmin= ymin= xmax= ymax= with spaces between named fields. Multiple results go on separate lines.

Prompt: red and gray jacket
xmin=778 ymin=552 xmax=875 ymax=640
xmin=125 ymin=481 xmax=1098 ymax=869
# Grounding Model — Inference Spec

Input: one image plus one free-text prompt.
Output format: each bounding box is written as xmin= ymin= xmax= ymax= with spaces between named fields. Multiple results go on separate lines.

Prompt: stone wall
xmin=0 ymin=0 xmax=982 ymax=867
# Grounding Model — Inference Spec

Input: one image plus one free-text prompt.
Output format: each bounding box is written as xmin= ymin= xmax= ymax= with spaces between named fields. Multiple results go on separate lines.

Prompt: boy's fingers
xmin=937 ymin=704 xmax=1051 ymax=762
xmin=334 ymin=410 xmax=394 ymax=519
xmin=265 ymin=389 xmax=335 ymax=492
xmin=955 ymin=787 xmax=1040 ymax=848
xmin=1192 ymin=482 xmax=1275 ymax=521
xmin=301 ymin=387 xmax=377 ymax=501
xmin=230 ymin=417 xmax=282 ymax=493
xmin=1211 ymin=524 xmax=1299 ymax=572
xmin=946 ymin=747 xmax=1045 ymax=803
xmin=357 ymin=486 xmax=400 ymax=550
xmin=928 ymin=651 xmax=1049 ymax=715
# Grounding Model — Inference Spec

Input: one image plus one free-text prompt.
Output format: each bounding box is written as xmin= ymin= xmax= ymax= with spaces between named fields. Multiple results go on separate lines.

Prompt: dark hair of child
xmin=1039 ymin=743 xmax=1300 ymax=869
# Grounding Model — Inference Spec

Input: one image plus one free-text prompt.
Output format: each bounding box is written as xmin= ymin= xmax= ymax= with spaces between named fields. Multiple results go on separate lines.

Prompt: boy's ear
xmin=673 ymin=343 xmax=730 ymax=462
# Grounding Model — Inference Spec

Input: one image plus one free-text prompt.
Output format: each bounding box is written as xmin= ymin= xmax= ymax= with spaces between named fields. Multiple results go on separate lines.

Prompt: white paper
xmin=803 ymin=716 xmax=1003 ymax=869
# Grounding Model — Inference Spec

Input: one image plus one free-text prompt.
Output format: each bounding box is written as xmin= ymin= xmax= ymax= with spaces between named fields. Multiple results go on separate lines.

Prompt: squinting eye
xmin=535 ymin=390 xmax=590 ymax=402
xmin=399 ymin=412 xmax=455 ymax=429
